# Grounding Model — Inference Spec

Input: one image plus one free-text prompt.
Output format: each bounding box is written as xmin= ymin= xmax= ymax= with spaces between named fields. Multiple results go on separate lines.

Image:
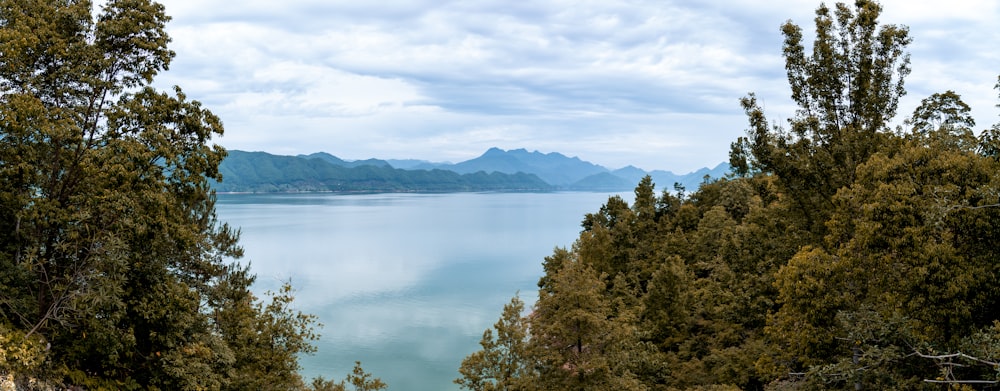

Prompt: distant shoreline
xmin=213 ymin=188 xmax=615 ymax=196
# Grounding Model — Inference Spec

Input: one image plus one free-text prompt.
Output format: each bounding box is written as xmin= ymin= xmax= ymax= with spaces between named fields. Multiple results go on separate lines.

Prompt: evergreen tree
xmin=456 ymin=296 xmax=534 ymax=391
xmin=530 ymin=255 xmax=645 ymax=391
xmin=732 ymin=0 xmax=911 ymax=239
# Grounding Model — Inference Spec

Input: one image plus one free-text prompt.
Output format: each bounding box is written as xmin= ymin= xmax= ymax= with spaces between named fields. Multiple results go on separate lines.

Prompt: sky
xmin=147 ymin=0 xmax=1000 ymax=173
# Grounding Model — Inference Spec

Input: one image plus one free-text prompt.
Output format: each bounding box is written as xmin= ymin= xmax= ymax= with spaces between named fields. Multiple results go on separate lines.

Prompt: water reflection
xmin=215 ymin=191 xmax=626 ymax=390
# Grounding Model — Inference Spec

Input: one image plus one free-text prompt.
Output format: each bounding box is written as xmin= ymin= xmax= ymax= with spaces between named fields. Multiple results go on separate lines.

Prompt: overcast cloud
xmin=149 ymin=0 xmax=1000 ymax=172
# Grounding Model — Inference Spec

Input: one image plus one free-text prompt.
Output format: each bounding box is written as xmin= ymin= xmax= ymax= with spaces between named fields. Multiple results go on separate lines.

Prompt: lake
xmin=215 ymin=191 xmax=630 ymax=390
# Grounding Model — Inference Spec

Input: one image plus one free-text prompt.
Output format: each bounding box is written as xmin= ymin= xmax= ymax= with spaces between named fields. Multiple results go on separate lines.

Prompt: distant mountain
xmin=566 ymin=163 xmax=728 ymax=192
xmin=385 ymin=159 xmax=450 ymax=170
xmin=297 ymin=152 xmax=392 ymax=168
xmin=216 ymin=151 xmax=552 ymax=193
xmin=658 ymin=163 xmax=732 ymax=192
xmin=644 ymin=163 xmax=731 ymax=193
xmin=568 ymin=172 xmax=635 ymax=191
xmin=439 ymin=148 xmax=730 ymax=191
xmin=612 ymin=165 xmax=648 ymax=181
xmin=216 ymin=148 xmax=731 ymax=193
xmin=440 ymin=147 xmax=609 ymax=186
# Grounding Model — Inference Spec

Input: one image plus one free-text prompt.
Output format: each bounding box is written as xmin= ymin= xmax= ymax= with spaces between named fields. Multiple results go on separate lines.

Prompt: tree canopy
xmin=459 ymin=1 xmax=1000 ymax=390
xmin=0 ymin=0 xmax=381 ymax=389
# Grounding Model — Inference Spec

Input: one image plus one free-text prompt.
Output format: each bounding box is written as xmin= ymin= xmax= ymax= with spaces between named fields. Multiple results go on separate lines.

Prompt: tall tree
xmin=731 ymin=0 xmax=911 ymax=239
xmin=0 ymin=0 xmax=331 ymax=388
xmin=531 ymin=251 xmax=646 ymax=391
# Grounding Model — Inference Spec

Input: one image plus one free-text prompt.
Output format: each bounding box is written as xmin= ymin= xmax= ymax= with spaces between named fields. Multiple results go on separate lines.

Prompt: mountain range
xmin=214 ymin=148 xmax=730 ymax=193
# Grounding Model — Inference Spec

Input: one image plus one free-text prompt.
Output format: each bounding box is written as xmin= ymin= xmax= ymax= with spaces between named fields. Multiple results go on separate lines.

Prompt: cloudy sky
xmin=149 ymin=0 xmax=999 ymax=173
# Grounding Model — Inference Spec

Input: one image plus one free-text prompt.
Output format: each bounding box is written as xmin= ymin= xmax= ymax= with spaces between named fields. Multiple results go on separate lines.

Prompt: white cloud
xmin=240 ymin=61 xmax=428 ymax=116
xmin=150 ymin=0 xmax=1000 ymax=172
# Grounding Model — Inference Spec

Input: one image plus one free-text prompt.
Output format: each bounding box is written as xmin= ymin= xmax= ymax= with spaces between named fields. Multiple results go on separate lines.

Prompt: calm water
xmin=215 ymin=191 xmax=628 ymax=390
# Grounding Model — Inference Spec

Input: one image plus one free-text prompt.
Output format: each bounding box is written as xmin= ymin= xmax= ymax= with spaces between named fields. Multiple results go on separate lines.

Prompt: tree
xmin=767 ymin=90 xmax=1000 ymax=387
xmin=906 ymin=90 xmax=975 ymax=135
xmin=0 ymin=0 xmax=181 ymax=342
xmin=311 ymin=362 xmax=387 ymax=391
xmin=0 ymin=0 xmax=329 ymax=388
xmin=639 ymin=255 xmax=689 ymax=352
xmin=530 ymin=253 xmax=646 ymax=391
xmin=210 ymin=268 xmax=320 ymax=391
xmin=731 ymin=0 xmax=911 ymax=239
xmin=978 ymin=76 xmax=1000 ymax=157
xmin=456 ymin=295 xmax=534 ymax=391
xmin=462 ymin=3 xmax=999 ymax=390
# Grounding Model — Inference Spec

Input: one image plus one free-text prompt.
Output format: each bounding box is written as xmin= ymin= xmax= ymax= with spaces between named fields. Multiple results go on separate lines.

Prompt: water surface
xmin=215 ymin=191 xmax=627 ymax=390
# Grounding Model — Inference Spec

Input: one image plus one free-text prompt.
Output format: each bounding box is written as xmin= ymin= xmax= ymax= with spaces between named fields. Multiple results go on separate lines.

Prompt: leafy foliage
xmin=459 ymin=1 xmax=1000 ymax=390
xmin=732 ymin=0 xmax=910 ymax=239
xmin=455 ymin=296 xmax=533 ymax=391
xmin=0 ymin=0 xmax=382 ymax=389
xmin=310 ymin=362 xmax=387 ymax=391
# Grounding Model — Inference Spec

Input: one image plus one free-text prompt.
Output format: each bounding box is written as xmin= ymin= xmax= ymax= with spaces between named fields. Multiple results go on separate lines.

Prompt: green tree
xmin=732 ymin=0 xmax=911 ymax=239
xmin=978 ymin=76 xmax=1000 ymax=157
xmin=531 ymin=253 xmax=646 ymax=391
xmin=767 ymin=90 xmax=1000 ymax=387
xmin=310 ymin=362 xmax=387 ymax=391
xmin=462 ymin=3 xmax=1000 ymax=391
xmin=639 ymin=255 xmax=689 ymax=352
xmin=726 ymin=4 xmax=915 ymax=383
xmin=906 ymin=90 xmax=975 ymax=135
xmin=210 ymin=267 xmax=320 ymax=391
xmin=456 ymin=295 xmax=534 ymax=391
xmin=0 ymin=0 xmax=338 ymax=388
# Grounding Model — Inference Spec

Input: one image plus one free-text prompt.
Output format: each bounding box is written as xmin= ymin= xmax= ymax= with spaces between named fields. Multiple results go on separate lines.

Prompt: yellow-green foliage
xmin=457 ymin=1 xmax=1000 ymax=390
xmin=0 ymin=325 xmax=46 ymax=374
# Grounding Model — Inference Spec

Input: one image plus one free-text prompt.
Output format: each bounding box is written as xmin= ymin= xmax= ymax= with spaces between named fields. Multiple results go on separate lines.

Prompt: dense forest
xmin=457 ymin=1 xmax=1000 ymax=390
